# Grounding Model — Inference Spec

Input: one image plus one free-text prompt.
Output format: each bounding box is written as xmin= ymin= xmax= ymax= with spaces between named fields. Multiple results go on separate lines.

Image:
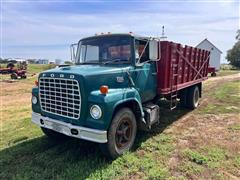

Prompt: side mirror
xmin=149 ymin=40 xmax=159 ymax=61
xmin=70 ymin=43 xmax=78 ymax=62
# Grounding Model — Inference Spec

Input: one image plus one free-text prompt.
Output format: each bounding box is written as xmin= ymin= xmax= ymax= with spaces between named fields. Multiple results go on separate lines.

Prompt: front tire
xmin=99 ymin=108 xmax=137 ymax=159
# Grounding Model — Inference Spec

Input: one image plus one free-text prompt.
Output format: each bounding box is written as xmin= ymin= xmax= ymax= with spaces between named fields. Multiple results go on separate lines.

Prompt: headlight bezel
xmin=90 ymin=105 xmax=102 ymax=119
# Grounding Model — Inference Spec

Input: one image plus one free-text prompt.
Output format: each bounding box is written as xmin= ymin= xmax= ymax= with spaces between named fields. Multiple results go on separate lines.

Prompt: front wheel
xmin=99 ymin=108 xmax=137 ymax=159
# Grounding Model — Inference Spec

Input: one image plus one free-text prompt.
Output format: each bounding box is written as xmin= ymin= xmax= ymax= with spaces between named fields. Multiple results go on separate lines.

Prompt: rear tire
xmin=99 ymin=108 xmax=137 ymax=159
xmin=41 ymin=127 xmax=67 ymax=140
xmin=180 ymin=89 xmax=188 ymax=107
xmin=21 ymin=75 xmax=27 ymax=79
xmin=187 ymin=85 xmax=200 ymax=109
xmin=11 ymin=73 xmax=17 ymax=79
xmin=211 ymin=72 xmax=217 ymax=77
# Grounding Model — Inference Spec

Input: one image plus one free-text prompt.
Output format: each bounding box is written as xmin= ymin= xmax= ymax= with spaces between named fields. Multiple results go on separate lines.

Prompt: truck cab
xmin=32 ymin=33 xmax=161 ymax=158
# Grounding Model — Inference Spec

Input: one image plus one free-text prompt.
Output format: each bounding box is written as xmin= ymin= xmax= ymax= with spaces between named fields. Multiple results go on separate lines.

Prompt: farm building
xmin=36 ymin=59 xmax=49 ymax=64
xmin=196 ymin=38 xmax=222 ymax=71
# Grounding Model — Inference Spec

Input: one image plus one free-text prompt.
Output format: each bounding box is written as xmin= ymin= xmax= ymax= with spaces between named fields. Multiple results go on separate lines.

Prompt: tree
xmin=64 ymin=61 xmax=73 ymax=65
xmin=226 ymin=30 xmax=240 ymax=68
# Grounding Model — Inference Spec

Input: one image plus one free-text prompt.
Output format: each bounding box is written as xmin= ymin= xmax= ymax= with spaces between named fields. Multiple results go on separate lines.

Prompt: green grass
xmin=178 ymin=161 xmax=204 ymax=176
xmin=200 ymin=81 xmax=240 ymax=114
xmin=220 ymin=64 xmax=239 ymax=70
xmin=0 ymin=132 xmax=176 ymax=179
xmin=179 ymin=145 xmax=240 ymax=178
xmin=216 ymin=70 xmax=240 ymax=77
xmin=179 ymin=147 xmax=233 ymax=178
xmin=184 ymin=149 xmax=209 ymax=165
xmin=1 ymin=64 xmax=240 ymax=179
xmin=27 ymin=64 xmax=56 ymax=74
xmin=228 ymin=124 xmax=240 ymax=131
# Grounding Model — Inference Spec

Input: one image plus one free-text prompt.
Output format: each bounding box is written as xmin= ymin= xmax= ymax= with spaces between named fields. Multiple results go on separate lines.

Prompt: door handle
xmin=152 ymin=72 xmax=157 ymax=76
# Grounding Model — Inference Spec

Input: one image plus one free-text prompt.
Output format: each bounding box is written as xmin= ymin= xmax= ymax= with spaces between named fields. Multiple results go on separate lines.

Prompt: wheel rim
xmin=194 ymin=88 xmax=199 ymax=107
xmin=115 ymin=117 xmax=133 ymax=149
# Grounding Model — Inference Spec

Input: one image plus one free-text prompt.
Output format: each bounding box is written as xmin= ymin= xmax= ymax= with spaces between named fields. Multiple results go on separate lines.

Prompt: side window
xmin=135 ymin=40 xmax=149 ymax=64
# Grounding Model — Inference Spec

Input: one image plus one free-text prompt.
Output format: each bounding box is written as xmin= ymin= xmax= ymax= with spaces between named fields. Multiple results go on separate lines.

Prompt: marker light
xmin=35 ymin=80 xmax=38 ymax=86
xmin=90 ymin=105 xmax=102 ymax=119
xmin=100 ymin=85 xmax=108 ymax=94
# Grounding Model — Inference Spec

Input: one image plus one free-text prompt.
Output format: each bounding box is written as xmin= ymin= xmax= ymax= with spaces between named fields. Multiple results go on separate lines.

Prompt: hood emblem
xmin=116 ymin=76 xmax=124 ymax=83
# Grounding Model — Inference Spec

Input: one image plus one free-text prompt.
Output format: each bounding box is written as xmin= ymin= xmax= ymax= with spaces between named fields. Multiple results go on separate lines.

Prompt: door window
xmin=135 ymin=40 xmax=149 ymax=64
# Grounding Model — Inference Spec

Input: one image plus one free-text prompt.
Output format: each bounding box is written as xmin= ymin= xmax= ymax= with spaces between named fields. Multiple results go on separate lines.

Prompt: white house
xmin=36 ymin=59 xmax=49 ymax=64
xmin=196 ymin=39 xmax=222 ymax=71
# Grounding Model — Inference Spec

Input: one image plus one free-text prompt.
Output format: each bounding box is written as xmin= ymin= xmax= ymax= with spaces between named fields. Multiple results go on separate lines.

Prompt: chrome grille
xmin=39 ymin=77 xmax=81 ymax=119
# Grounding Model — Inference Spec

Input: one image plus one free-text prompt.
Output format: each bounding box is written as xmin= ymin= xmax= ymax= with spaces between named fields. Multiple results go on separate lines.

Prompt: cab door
xmin=133 ymin=39 xmax=157 ymax=102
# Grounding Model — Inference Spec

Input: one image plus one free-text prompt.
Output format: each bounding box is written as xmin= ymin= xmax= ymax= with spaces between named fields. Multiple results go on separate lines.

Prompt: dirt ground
xmin=0 ymin=72 xmax=239 ymax=179
xmin=165 ymin=73 xmax=240 ymax=179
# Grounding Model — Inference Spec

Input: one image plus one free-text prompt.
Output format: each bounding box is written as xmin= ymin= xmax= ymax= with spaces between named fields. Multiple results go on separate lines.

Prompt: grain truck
xmin=31 ymin=33 xmax=210 ymax=159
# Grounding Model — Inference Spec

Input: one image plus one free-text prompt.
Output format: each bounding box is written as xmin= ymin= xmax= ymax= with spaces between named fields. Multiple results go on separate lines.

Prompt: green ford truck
xmin=32 ymin=33 xmax=209 ymax=159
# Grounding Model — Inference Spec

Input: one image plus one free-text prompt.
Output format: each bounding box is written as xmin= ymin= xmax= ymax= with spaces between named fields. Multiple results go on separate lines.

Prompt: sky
xmin=1 ymin=0 xmax=239 ymax=63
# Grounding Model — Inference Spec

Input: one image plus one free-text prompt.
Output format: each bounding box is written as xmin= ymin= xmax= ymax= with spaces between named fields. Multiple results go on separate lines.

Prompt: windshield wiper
xmin=76 ymin=62 xmax=99 ymax=65
xmin=103 ymin=58 xmax=128 ymax=65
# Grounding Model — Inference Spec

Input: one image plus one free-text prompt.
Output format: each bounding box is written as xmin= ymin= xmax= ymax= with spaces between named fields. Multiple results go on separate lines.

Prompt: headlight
xmin=32 ymin=96 xmax=38 ymax=104
xmin=90 ymin=105 xmax=102 ymax=119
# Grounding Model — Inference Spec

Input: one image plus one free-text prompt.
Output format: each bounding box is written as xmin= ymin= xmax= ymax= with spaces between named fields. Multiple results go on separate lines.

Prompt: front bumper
xmin=32 ymin=112 xmax=107 ymax=143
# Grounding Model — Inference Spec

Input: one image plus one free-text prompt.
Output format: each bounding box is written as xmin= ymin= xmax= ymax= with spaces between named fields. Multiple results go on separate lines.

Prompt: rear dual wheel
xmin=100 ymin=108 xmax=137 ymax=159
xmin=180 ymin=85 xmax=200 ymax=109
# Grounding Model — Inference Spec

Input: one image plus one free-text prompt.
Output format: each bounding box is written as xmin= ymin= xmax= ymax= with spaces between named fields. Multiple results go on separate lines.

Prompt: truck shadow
xmin=134 ymin=99 xmax=191 ymax=149
xmin=0 ymin=100 xmax=190 ymax=179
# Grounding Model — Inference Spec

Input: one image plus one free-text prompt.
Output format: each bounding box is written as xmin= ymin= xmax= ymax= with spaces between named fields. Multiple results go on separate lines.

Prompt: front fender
xmin=87 ymin=88 xmax=143 ymax=130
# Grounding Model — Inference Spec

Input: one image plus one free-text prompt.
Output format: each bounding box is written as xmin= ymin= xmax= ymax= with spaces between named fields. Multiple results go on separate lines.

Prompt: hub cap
xmin=194 ymin=88 xmax=199 ymax=107
xmin=115 ymin=117 xmax=133 ymax=149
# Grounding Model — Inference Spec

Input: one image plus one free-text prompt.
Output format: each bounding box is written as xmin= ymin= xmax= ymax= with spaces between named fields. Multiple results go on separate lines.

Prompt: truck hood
xmin=43 ymin=64 xmax=131 ymax=76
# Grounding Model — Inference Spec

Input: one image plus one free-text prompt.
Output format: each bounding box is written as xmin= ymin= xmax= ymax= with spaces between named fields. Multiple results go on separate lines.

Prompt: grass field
xmin=0 ymin=65 xmax=240 ymax=179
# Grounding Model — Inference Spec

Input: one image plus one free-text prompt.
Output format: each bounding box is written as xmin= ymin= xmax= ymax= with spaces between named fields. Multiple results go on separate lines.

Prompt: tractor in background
xmin=0 ymin=61 xmax=27 ymax=79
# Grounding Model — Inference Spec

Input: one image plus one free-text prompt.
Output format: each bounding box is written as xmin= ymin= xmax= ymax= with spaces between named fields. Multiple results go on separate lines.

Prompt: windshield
xmin=76 ymin=35 xmax=132 ymax=64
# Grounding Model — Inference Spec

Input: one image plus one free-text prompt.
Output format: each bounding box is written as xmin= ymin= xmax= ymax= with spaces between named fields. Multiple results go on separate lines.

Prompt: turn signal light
xmin=100 ymin=85 xmax=108 ymax=94
xmin=35 ymin=80 xmax=38 ymax=86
